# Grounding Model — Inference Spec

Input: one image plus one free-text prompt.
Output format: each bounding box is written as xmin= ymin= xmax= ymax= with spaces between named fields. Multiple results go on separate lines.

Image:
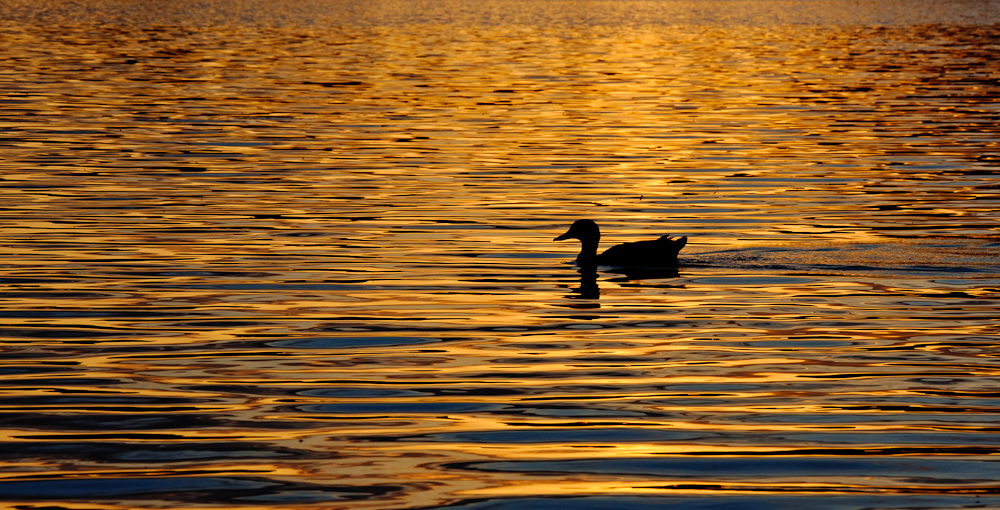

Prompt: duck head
xmin=555 ymin=219 xmax=601 ymax=266
xmin=554 ymin=219 xmax=600 ymax=243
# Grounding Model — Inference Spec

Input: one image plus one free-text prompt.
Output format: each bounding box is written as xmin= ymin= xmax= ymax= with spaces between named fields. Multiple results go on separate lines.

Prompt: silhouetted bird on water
xmin=554 ymin=219 xmax=687 ymax=267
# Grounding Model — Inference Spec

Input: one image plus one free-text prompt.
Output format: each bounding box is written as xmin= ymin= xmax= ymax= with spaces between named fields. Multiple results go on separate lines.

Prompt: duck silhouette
xmin=554 ymin=219 xmax=687 ymax=267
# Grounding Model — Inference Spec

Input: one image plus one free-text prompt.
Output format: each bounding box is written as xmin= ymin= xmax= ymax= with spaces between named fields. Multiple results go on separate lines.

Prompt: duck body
xmin=554 ymin=219 xmax=686 ymax=267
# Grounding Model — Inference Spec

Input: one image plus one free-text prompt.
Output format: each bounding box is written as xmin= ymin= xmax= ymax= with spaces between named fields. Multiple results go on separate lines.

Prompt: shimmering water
xmin=2 ymin=0 xmax=1000 ymax=508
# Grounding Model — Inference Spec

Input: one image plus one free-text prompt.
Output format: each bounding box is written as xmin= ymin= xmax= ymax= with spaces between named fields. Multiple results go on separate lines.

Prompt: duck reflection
xmin=564 ymin=265 xmax=682 ymax=303
xmin=567 ymin=265 xmax=600 ymax=301
xmin=609 ymin=266 xmax=681 ymax=280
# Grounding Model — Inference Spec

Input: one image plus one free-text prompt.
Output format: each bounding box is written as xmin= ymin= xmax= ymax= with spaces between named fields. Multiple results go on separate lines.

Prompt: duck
xmin=554 ymin=219 xmax=687 ymax=267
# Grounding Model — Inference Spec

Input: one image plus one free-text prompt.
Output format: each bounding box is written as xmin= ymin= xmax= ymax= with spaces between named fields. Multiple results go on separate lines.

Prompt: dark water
xmin=2 ymin=1 xmax=1000 ymax=508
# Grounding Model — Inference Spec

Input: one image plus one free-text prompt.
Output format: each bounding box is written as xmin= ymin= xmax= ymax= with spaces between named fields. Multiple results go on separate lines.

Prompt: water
xmin=2 ymin=1 xmax=1000 ymax=508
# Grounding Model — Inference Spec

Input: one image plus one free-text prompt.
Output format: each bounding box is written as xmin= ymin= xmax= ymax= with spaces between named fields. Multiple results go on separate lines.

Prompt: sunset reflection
xmin=1 ymin=0 xmax=999 ymax=508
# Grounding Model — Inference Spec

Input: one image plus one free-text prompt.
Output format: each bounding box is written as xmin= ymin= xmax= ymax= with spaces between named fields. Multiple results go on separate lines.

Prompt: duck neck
xmin=576 ymin=237 xmax=600 ymax=266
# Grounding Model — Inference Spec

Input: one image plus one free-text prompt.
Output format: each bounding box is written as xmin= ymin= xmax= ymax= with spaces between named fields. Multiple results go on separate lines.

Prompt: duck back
xmin=596 ymin=235 xmax=687 ymax=267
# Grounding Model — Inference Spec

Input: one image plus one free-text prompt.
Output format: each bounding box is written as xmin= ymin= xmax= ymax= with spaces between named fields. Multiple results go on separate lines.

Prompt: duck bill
xmin=554 ymin=232 xmax=573 ymax=241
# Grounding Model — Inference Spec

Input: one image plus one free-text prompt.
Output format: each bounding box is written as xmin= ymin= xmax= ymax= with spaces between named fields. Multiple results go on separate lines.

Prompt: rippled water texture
xmin=2 ymin=0 xmax=1000 ymax=508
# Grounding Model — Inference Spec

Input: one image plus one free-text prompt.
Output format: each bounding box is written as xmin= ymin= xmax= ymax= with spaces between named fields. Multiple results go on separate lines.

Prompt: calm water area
xmin=2 ymin=0 xmax=1000 ymax=508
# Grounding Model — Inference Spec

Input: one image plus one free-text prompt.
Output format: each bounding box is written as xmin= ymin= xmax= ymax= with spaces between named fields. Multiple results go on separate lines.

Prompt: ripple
xmin=463 ymin=456 xmax=998 ymax=480
xmin=437 ymin=495 xmax=1000 ymax=510
xmin=270 ymin=336 xmax=440 ymax=349
xmin=0 ymin=477 xmax=276 ymax=499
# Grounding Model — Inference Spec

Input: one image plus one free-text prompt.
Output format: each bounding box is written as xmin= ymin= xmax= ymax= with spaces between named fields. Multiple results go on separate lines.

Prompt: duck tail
xmin=658 ymin=234 xmax=687 ymax=245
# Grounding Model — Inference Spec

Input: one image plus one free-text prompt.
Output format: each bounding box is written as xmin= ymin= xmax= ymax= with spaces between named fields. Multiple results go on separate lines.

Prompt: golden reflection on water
xmin=2 ymin=0 xmax=1000 ymax=508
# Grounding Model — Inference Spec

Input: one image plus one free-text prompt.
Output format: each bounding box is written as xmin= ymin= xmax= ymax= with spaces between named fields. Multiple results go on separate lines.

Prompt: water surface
xmin=1 ymin=1 xmax=999 ymax=508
